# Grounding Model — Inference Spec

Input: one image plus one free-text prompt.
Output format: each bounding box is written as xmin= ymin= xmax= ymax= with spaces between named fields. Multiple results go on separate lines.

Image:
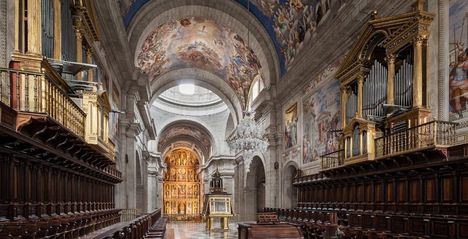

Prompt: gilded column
xmin=341 ymin=87 xmax=347 ymax=128
xmin=386 ymin=54 xmax=395 ymax=105
xmin=53 ymin=0 xmax=62 ymax=59
xmin=357 ymin=75 xmax=363 ymax=118
xmin=413 ymin=37 xmax=424 ymax=107
xmin=26 ymin=0 xmax=41 ymax=55
xmin=76 ymin=31 xmax=83 ymax=80
xmin=0 ymin=0 xmax=7 ymax=67
xmin=14 ymin=0 xmax=20 ymax=52
xmin=438 ymin=0 xmax=449 ymax=120
xmin=87 ymin=49 xmax=94 ymax=82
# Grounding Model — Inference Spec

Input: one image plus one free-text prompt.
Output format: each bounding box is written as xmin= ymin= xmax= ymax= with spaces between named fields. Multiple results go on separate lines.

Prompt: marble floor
xmin=165 ymin=221 xmax=238 ymax=239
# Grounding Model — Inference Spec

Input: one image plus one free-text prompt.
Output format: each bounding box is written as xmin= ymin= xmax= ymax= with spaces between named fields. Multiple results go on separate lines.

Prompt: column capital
xmin=413 ymin=35 xmax=426 ymax=45
xmin=126 ymin=122 xmax=143 ymax=137
xmin=385 ymin=53 xmax=396 ymax=63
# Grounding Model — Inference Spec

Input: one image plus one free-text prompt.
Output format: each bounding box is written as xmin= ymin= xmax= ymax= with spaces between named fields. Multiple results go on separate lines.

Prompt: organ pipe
xmin=394 ymin=52 xmax=413 ymax=107
xmin=61 ymin=0 xmax=76 ymax=61
xmin=41 ymin=0 xmax=54 ymax=58
xmin=363 ymin=60 xmax=387 ymax=118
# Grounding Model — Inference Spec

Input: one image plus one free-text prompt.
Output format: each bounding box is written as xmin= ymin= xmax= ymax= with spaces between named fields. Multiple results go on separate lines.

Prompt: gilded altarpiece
xmin=163 ymin=149 xmax=201 ymax=220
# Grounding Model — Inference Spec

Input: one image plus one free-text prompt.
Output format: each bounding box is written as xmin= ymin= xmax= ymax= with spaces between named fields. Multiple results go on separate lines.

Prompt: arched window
xmin=352 ymin=125 xmax=360 ymax=156
xmin=346 ymin=137 xmax=351 ymax=158
xmin=248 ymin=76 xmax=265 ymax=109
xmin=362 ymin=130 xmax=367 ymax=154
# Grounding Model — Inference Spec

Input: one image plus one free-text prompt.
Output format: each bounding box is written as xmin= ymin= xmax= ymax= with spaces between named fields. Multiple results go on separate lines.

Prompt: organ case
xmin=335 ymin=3 xmax=434 ymax=166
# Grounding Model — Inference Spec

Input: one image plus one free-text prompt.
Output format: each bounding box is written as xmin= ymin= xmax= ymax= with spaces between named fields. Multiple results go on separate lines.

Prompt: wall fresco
xmin=449 ymin=0 xmax=468 ymax=120
xmin=284 ymin=103 xmax=298 ymax=149
xmin=302 ymin=64 xmax=341 ymax=164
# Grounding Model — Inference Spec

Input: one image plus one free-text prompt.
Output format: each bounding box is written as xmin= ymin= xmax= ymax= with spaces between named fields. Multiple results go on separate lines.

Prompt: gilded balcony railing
xmin=0 ymin=67 xmax=86 ymax=137
xmin=321 ymin=121 xmax=457 ymax=170
xmin=320 ymin=149 xmax=344 ymax=170
xmin=375 ymin=120 xmax=457 ymax=158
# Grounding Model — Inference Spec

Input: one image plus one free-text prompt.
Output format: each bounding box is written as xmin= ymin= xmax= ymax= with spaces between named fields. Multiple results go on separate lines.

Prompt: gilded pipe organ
xmin=163 ymin=149 xmax=201 ymax=220
xmin=322 ymin=2 xmax=457 ymax=170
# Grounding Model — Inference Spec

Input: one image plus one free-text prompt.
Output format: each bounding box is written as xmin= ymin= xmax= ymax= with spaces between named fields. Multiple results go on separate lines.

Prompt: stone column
xmin=124 ymin=123 xmax=140 ymax=210
xmin=156 ymin=175 xmax=163 ymax=210
xmin=147 ymin=166 xmax=158 ymax=212
xmin=115 ymin=87 xmax=141 ymax=212
xmin=114 ymin=121 xmax=127 ymax=209
xmin=438 ymin=0 xmax=449 ymax=120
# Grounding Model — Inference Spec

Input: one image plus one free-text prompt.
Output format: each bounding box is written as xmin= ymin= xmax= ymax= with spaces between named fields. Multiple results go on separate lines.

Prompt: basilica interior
xmin=0 ymin=0 xmax=467 ymax=238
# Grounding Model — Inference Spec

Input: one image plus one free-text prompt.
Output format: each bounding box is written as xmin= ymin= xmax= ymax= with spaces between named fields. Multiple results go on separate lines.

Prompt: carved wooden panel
xmin=410 ymin=178 xmax=420 ymax=202
xmin=425 ymin=177 xmax=436 ymax=202
xmin=442 ymin=176 xmax=454 ymax=202
xmin=397 ymin=180 xmax=406 ymax=203
xmin=462 ymin=176 xmax=468 ymax=202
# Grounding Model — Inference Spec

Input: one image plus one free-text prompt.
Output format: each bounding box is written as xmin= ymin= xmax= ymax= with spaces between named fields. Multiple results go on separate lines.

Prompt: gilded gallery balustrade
xmin=0 ymin=66 xmax=85 ymax=138
xmin=320 ymin=120 xmax=458 ymax=170
xmin=0 ymin=60 xmax=116 ymax=162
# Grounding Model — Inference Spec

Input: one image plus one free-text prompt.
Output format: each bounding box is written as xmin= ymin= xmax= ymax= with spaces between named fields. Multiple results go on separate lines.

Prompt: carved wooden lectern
xmin=202 ymin=169 xmax=233 ymax=230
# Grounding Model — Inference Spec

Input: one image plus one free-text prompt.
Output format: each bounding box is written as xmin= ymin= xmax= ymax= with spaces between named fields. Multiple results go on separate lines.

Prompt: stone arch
xmin=225 ymin=113 xmax=234 ymax=140
xmin=150 ymin=68 xmax=242 ymax=125
xmin=244 ymin=156 xmax=266 ymax=221
xmin=282 ymin=161 xmax=299 ymax=209
xmin=157 ymin=119 xmax=215 ymax=162
xmin=127 ymin=0 xmax=280 ymax=88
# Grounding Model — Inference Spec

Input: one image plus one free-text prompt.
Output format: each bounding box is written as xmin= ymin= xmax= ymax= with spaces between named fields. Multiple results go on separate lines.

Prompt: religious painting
xmin=136 ymin=17 xmax=264 ymax=107
xmin=284 ymin=103 xmax=298 ymax=149
xmin=302 ymin=64 xmax=341 ymax=164
xmin=449 ymin=0 xmax=468 ymax=120
xmin=250 ymin=0 xmax=331 ymax=67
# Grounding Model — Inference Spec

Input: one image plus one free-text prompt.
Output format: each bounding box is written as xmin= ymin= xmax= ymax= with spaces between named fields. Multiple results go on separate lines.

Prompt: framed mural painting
xmin=302 ymin=65 xmax=341 ymax=164
xmin=449 ymin=0 xmax=468 ymax=120
xmin=284 ymin=103 xmax=298 ymax=150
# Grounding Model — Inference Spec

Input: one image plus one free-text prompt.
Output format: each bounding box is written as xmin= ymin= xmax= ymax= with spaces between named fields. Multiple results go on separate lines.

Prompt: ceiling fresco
xmin=125 ymin=0 xmax=334 ymax=75
xmin=136 ymin=17 xmax=263 ymax=107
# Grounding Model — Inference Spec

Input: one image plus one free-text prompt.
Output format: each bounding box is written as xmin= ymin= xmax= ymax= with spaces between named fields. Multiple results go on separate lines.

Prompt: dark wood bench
xmin=88 ymin=209 xmax=165 ymax=239
xmin=239 ymin=222 xmax=304 ymax=239
xmin=144 ymin=216 xmax=167 ymax=239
